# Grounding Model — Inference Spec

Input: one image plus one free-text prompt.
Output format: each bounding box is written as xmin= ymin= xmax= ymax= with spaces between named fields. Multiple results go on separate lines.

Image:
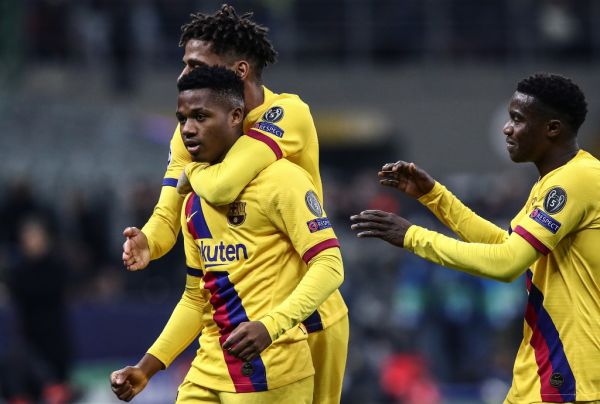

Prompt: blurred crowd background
xmin=1 ymin=0 xmax=600 ymax=403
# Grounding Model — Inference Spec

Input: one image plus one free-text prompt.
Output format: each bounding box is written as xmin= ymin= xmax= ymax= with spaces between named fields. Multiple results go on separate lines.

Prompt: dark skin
xmin=111 ymin=88 xmax=272 ymax=402
xmin=350 ymin=161 xmax=433 ymax=247
xmin=351 ymin=91 xmax=579 ymax=246
xmin=110 ymin=353 xmax=163 ymax=402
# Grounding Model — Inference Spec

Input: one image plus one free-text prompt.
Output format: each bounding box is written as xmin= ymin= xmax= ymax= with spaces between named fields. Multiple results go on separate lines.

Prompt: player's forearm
xmin=136 ymin=353 xmax=165 ymax=379
xmin=146 ymin=290 xmax=204 ymax=367
xmin=404 ymin=225 xmax=539 ymax=282
xmin=141 ymin=186 xmax=183 ymax=260
xmin=419 ymin=182 xmax=508 ymax=244
xmin=187 ymin=136 xmax=276 ymax=206
xmin=259 ymin=248 xmax=343 ymax=341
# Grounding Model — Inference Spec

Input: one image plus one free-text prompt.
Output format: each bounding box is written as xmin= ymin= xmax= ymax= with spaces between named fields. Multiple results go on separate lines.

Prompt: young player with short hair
xmin=351 ymin=73 xmax=600 ymax=404
xmin=112 ymin=64 xmax=344 ymax=403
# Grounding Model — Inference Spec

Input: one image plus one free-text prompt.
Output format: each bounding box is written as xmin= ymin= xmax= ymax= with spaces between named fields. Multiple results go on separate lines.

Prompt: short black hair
xmin=517 ymin=73 xmax=588 ymax=132
xmin=177 ymin=64 xmax=244 ymax=109
xmin=180 ymin=4 xmax=277 ymax=79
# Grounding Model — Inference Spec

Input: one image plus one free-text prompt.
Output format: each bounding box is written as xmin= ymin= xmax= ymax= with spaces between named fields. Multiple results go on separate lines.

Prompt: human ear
xmin=233 ymin=61 xmax=250 ymax=80
xmin=547 ymin=119 xmax=562 ymax=139
xmin=230 ymin=107 xmax=244 ymax=126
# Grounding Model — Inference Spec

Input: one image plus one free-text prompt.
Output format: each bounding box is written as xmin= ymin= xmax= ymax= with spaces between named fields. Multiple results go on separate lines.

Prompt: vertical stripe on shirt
xmin=185 ymin=194 xmax=212 ymax=240
xmin=525 ymin=270 xmax=576 ymax=402
xmin=203 ymin=271 xmax=268 ymax=392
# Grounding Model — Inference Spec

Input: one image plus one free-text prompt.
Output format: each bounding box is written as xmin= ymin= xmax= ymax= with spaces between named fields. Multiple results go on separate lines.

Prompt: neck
xmin=243 ymin=80 xmax=264 ymax=114
xmin=536 ymin=139 xmax=580 ymax=178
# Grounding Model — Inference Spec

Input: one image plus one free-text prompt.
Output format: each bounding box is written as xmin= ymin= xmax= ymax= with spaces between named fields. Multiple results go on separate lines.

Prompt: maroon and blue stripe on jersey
xmin=525 ymin=269 xmax=576 ymax=402
xmin=186 ymin=193 xmax=268 ymax=391
xmin=203 ymin=271 xmax=268 ymax=392
xmin=185 ymin=193 xmax=212 ymax=240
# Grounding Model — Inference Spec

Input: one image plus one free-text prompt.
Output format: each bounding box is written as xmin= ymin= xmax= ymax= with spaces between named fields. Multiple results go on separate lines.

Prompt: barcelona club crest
xmin=227 ymin=201 xmax=246 ymax=226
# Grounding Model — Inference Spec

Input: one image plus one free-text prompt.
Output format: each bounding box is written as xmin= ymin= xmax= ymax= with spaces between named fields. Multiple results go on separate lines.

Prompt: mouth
xmin=184 ymin=141 xmax=202 ymax=155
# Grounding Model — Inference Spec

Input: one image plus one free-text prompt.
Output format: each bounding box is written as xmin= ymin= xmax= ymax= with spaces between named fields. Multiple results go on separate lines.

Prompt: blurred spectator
xmin=1 ymin=215 xmax=74 ymax=404
xmin=537 ymin=0 xmax=593 ymax=60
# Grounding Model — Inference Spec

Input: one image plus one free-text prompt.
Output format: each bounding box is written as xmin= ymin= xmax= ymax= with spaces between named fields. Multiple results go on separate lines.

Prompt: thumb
xmin=111 ymin=370 xmax=125 ymax=385
xmin=123 ymin=227 xmax=139 ymax=237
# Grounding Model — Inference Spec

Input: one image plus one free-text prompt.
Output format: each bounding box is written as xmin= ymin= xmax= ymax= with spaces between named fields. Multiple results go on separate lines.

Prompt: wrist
xmin=258 ymin=315 xmax=280 ymax=342
xmin=417 ymin=181 xmax=443 ymax=203
xmin=137 ymin=353 xmax=164 ymax=379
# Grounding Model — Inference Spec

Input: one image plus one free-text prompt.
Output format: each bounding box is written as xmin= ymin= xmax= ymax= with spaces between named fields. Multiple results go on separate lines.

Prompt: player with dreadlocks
xmin=119 ymin=5 xmax=349 ymax=404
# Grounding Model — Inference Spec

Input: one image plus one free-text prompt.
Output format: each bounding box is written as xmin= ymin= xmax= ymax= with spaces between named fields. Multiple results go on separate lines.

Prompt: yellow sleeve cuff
xmin=258 ymin=315 xmax=279 ymax=342
xmin=417 ymin=181 xmax=445 ymax=205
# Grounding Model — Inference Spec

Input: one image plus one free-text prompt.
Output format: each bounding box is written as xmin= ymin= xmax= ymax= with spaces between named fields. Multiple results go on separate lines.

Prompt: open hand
xmin=378 ymin=161 xmax=435 ymax=198
xmin=122 ymin=227 xmax=150 ymax=271
xmin=350 ymin=209 xmax=413 ymax=248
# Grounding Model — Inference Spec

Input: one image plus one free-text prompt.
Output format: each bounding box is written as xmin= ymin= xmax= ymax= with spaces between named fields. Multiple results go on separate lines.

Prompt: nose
xmin=178 ymin=66 xmax=190 ymax=82
xmin=180 ymin=119 xmax=196 ymax=138
xmin=502 ymin=121 xmax=512 ymax=136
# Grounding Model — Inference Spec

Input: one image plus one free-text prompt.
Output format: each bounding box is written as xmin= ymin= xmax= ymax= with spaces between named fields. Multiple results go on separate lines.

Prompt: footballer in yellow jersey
xmin=165 ymin=157 xmax=341 ymax=394
xmin=351 ymin=73 xmax=600 ymax=404
xmin=122 ymin=6 xmax=349 ymax=404
xmin=112 ymin=64 xmax=344 ymax=403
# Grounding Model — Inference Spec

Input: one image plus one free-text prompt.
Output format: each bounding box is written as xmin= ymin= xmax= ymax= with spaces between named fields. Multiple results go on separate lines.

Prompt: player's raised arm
xmin=185 ymin=94 xmax=315 ymax=205
xmin=350 ymin=209 xmax=539 ymax=282
xmin=183 ymin=134 xmax=277 ymax=205
xmin=380 ymin=160 xmax=508 ymax=244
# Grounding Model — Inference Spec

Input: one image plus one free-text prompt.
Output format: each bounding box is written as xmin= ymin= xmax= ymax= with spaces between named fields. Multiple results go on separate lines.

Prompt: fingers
xmin=235 ymin=345 xmax=258 ymax=362
xmin=350 ymin=210 xmax=388 ymax=221
xmin=123 ymin=227 xmax=139 ymax=238
xmin=223 ymin=326 xmax=245 ymax=350
xmin=355 ymin=229 xmax=385 ymax=238
xmin=111 ymin=370 xmax=136 ymax=402
xmin=381 ymin=160 xmax=411 ymax=172
xmin=379 ymin=179 xmax=400 ymax=188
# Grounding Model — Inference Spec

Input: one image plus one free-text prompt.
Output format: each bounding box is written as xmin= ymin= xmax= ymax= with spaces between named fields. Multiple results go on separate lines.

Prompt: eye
xmin=194 ymin=113 xmax=205 ymax=121
xmin=176 ymin=114 xmax=186 ymax=125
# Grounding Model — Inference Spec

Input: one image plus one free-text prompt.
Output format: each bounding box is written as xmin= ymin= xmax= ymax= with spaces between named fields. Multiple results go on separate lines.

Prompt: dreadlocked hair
xmin=517 ymin=73 xmax=588 ymax=132
xmin=180 ymin=4 xmax=278 ymax=78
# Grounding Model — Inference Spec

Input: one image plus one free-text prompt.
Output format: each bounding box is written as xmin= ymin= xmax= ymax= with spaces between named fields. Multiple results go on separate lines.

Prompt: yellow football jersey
xmin=180 ymin=159 xmax=341 ymax=392
xmin=505 ymin=150 xmax=600 ymax=403
xmin=145 ymin=86 xmax=347 ymax=332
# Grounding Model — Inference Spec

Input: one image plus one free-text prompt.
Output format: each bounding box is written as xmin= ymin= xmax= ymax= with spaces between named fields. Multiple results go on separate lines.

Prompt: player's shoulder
xmin=549 ymin=150 xmax=600 ymax=186
xmin=265 ymin=88 xmax=310 ymax=114
xmin=258 ymin=159 xmax=312 ymax=184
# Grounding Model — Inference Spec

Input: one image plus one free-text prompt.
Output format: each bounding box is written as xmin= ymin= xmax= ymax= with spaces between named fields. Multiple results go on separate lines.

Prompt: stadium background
xmin=1 ymin=0 xmax=599 ymax=403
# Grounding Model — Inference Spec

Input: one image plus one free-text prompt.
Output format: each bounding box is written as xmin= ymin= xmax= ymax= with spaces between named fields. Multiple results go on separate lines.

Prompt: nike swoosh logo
xmin=186 ymin=211 xmax=198 ymax=223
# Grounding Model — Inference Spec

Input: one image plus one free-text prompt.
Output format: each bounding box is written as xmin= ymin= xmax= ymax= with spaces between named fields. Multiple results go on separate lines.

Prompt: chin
xmin=508 ymin=153 xmax=526 ymax=163
xmin=191 ymin=153 xmax=208 ymax=163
